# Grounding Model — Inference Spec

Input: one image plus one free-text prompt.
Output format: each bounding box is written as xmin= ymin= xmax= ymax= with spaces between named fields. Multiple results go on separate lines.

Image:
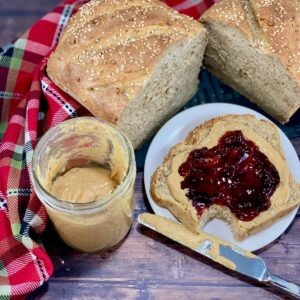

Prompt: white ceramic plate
xmin=144 ymin=103 xmax=300 ymax=251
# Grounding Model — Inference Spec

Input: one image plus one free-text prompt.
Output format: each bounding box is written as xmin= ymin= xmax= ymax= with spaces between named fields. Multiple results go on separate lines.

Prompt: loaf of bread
xmin=151 ymin=115 xmax=300 ymax=241
xmin=200 ymin=0 xmax=300 ymax=123
xmin=47 ymin=0 xmax=207 ymax=148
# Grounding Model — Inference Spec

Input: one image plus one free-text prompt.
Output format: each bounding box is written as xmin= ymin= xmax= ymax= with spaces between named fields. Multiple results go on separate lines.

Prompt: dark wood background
xmin=1 ymin=1 xmax=300 ymax=299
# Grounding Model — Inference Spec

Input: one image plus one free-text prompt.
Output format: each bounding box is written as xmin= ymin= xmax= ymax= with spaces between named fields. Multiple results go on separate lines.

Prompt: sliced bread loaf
xmin=200 ymin=0 xmax=300 ymax=123
xmin=151 ymin=115 xmax=300 ymax=240
xmin=47 ymin=0 xmax=207 ymax=148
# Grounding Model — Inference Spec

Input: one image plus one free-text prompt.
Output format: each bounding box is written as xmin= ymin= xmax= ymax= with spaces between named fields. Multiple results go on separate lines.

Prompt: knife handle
xmin=266 ymin=273 xmax=300 ymax=298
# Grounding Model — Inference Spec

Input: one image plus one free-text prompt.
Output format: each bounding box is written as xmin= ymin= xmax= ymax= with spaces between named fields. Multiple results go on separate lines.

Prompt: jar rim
xmin=31 ymin=117 xmax=136 ymax=215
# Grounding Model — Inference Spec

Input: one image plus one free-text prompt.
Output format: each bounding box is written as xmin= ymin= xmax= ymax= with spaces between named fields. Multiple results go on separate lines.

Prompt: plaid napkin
xmin=0 ymin=0 xmax=216 ymax=298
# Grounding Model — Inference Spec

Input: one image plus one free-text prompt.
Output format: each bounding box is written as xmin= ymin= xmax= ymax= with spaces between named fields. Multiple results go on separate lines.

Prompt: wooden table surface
xmin=1 ymin=1 xmax=300 ymax=299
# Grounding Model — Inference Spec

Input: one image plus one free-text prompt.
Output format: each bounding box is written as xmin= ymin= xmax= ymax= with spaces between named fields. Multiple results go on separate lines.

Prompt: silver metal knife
xmin=138 ymin=213 xmax=300 ymax=298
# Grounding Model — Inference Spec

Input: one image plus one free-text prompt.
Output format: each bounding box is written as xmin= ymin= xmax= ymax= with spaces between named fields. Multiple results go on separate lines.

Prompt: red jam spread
xmin=178 ymin=130 xmax=280 ymax=221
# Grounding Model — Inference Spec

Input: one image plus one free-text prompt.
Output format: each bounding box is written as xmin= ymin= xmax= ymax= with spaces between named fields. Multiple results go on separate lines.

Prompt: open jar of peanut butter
xmin=31 ymin=117 xmax=136 ymax=252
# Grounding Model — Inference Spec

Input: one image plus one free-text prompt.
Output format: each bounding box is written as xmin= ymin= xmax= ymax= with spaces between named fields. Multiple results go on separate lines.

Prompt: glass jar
xmin=31 ymin=117 xmax=136 ymax=252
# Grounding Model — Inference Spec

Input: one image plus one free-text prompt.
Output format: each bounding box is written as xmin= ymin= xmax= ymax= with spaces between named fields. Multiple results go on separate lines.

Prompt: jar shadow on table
xmin=26 ymin=285 xmax=48 ymax=300
xmin=41 ymin=220 xmax=132 ymax=277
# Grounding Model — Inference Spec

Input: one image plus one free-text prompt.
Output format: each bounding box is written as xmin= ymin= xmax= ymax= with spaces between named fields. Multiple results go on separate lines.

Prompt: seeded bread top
xmin=47 ymin=0 xmax=204 ymax=123
xmin=201 ymin=0 xmax=300 ymax=83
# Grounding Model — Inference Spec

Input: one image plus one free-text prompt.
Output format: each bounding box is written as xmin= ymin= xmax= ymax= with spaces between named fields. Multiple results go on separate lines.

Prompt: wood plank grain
xmin=44 ymin=220 xmax=300 ymax=284
xmin=40 ymin=173 xmax=300 ymax=297
xmin=28 ymin=281 xmax=141 ymax=300
xmin=0 ymin=0 xmax=61 ymax=13
xmin=27 ymin=278 xmax=293 ymax=300
xmin=1 ymin=2 xmax=300 ymax=299
xmin=0 ymin=17 xmax=38 ymax=45
xmin=0 ymin=0 xmax=61 ymax=45
xmin=26 ymin=111 xmax=300 ymax=300
xmin=146 ymin=285 xmax=289 ymax=300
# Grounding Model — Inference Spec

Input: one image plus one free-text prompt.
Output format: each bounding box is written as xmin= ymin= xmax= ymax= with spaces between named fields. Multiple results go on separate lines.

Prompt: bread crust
xmin=47 ymin=0 xmax=205 ymax=124
xmin=150 ymin=144 xmax=200 ymax=234
xmin=201 ymin=0 xmax=300 ymax=83
xmin=200 ymin=0 xmax=300 ymax=123
xmin=150 ymin=114 xmax=300 ymax=240
xmin=201 ymin=0 xmax=254 ymax=41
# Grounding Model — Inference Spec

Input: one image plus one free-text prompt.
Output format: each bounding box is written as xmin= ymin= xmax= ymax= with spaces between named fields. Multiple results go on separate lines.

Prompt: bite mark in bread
xmin=151 ymin=115 xmax=300 ymax=240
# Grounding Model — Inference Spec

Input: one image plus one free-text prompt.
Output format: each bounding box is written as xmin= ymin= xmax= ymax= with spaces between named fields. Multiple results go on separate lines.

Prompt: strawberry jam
xmin=178 ymin=131 xmax=280 ymax=221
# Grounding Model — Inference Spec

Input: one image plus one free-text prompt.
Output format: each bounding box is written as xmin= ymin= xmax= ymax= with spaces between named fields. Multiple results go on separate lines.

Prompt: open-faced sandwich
xmin=151 ymin=115 xmax=300 ymax=240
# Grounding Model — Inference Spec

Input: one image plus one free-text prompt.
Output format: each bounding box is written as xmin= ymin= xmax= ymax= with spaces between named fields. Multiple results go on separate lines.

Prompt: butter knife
xmin=138 ymin=213 xmax=300 ymax=298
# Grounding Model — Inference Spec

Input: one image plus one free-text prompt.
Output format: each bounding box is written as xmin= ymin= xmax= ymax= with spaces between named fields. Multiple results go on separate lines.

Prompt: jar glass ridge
xmin=31 ymin=117 xmax=136 ymax=252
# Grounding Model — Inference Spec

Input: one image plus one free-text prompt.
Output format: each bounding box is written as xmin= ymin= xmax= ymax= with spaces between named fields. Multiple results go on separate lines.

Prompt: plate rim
xmin=143 ymin=102 xmax=299 ymax=252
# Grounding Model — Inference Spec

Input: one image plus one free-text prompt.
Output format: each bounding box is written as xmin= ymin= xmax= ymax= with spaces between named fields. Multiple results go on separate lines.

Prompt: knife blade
xmin=138 ymin=213 xmax=300 ymax=298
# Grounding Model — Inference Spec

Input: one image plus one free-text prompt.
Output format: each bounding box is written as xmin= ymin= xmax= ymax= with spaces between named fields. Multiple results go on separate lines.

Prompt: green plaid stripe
xmin=0 ymin=1 xmax=87 ymax=298
xmin=9 ymin=39 xmax=26 ymax=71
xmin=0 ymin=122 xmax=7 ymax=140
xmin=22 ymin=236 xmax=34 ymax=250
xmin=9 ymin=49 xmax=24 ymax=70
xmin=0 ymin=260 xmax=10 ymax=299
xmin=11 ymin=224 xmax=22 ymax=237
xmin=0 ymin=260 xmax=8 ymax=277
xmin=1 ymin=49 xmax=25 ymax=70
xmin=0 ymin=288 xmax=10 ymax=300
xmin=11 ymin=145 xmax=24 ymax=170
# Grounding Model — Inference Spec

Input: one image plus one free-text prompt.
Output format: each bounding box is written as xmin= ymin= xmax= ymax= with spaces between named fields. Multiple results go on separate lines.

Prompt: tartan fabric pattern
xmin=0 ymin=0 xmax=217 ymax=298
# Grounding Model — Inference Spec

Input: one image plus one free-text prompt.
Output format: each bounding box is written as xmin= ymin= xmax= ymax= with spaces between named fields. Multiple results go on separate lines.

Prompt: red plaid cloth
xmin=0 ymin=0 xmax=217 ymax=298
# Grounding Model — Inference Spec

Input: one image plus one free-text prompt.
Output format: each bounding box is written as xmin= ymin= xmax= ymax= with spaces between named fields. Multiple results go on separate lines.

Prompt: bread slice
xmin=200 ymin=0 xmax=300 ymax=123
xmin=151 ymin=115 xmax=300 ymax=240
xmin=47 ymin=0 xmax=207 ymax=148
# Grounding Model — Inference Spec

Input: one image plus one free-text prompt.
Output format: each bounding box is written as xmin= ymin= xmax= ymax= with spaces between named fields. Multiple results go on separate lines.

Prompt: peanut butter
xmin=32 ymin=117 xmax=136 ymax=252
xmin=140 ymin=213 xmax=240 ymax=270
xmin=50 ymin=167 xmax=116 ymax=203
xmin=168 ymin=123 xmax=289 ymax=210
xmin=165 ymin=121 xmax=290 ymax=241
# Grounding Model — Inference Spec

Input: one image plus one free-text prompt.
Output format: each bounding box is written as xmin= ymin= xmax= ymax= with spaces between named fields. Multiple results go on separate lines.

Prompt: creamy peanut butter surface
xmin=50 ymin=167 xmax=116 ymax=203
xmin=166 ymin=122 xmax=290 ymax=239
xmin=140 ymin=213 xmax=240 ymax=270
xmin=168 ymin=124 xmax=289 ymax=209
xmin=34 ymin=117 xmax=135 ymax=252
